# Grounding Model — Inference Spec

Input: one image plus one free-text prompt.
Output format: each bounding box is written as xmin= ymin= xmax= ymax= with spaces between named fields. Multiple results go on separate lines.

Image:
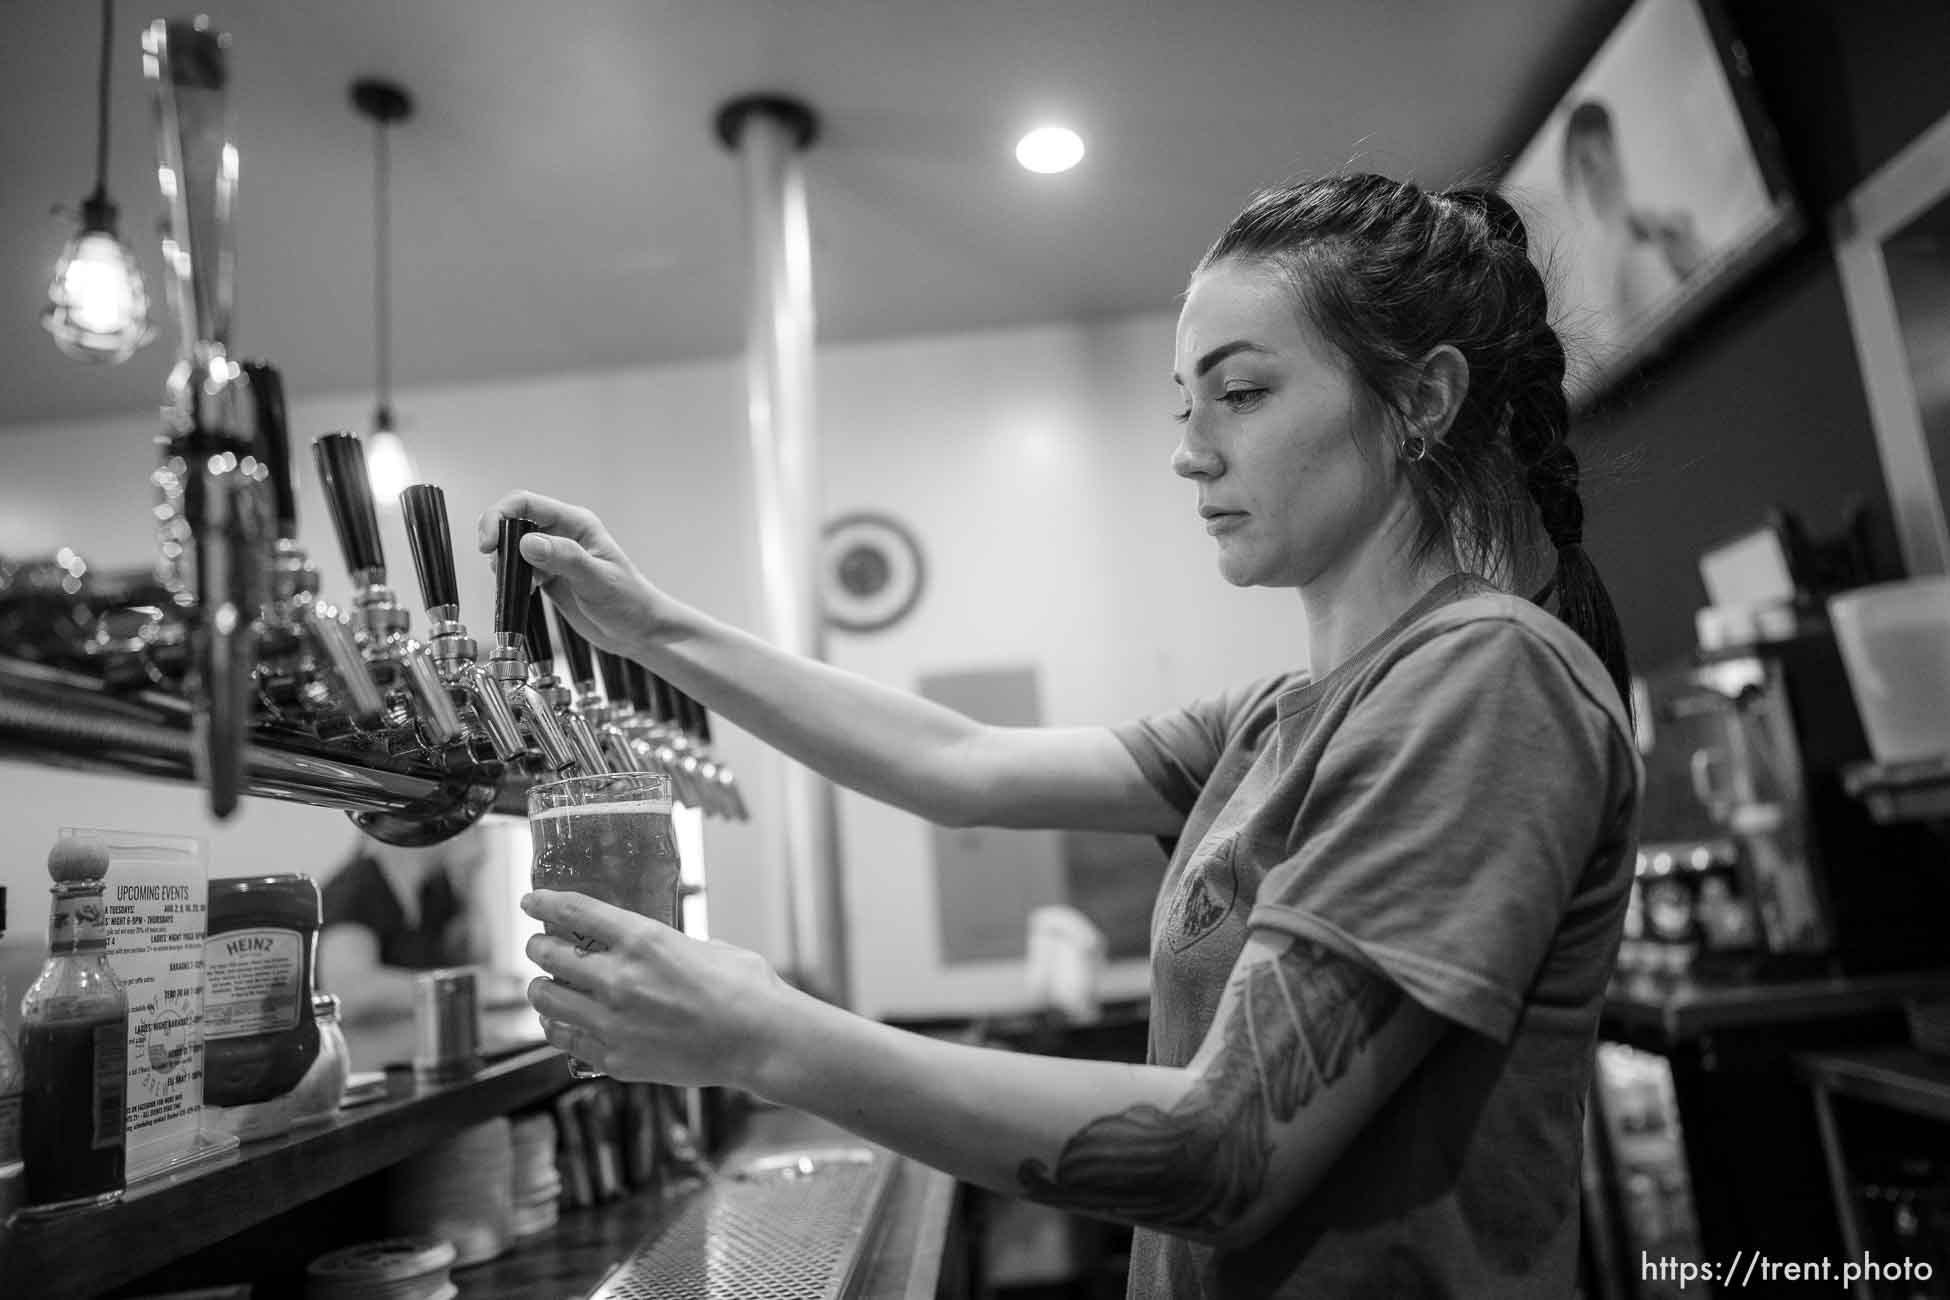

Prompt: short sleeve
xmin=1247 ymin=619 xmax=1634 ymax=1043
xmin=1112 ymin=677 xmax=1292 ymax=816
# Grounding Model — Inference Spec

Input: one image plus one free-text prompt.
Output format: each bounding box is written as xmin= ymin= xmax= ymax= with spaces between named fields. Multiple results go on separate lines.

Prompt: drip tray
xmin=585 ymin=1145 xmax=897 ymax=1300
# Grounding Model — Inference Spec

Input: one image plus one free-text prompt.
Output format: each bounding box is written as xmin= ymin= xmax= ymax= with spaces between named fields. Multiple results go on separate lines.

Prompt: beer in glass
xmin=528 ymin=772 xmax=679 ymax=1077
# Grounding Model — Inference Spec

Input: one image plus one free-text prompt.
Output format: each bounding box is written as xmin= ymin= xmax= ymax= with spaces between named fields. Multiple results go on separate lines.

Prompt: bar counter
xmin=356 ymin=1008 xmax=961 ymax=1300
xmin=455 ymin=1106 xmax=959 ymax=1299
xmin=0 ymin=1006 xmax=960 ymax=1299
xmin=1601 ymin=967 xmax=1950 ymax=1049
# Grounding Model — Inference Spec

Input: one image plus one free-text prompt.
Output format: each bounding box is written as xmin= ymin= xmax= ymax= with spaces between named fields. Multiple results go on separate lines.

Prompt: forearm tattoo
xmin=1017 ymin=938 xmax=1402 ymax=1234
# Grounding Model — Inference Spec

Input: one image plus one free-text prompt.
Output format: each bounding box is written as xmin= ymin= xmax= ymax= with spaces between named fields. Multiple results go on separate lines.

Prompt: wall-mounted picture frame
xmin=1832 ymin=107 xmax=1950 ymax=579
xmin=1498 ymin=0 xmax=1801 ymax=409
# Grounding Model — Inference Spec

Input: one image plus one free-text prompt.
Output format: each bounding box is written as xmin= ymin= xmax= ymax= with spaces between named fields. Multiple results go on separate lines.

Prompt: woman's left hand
xmin=522 ymin=890 xmax=791 ymax=1088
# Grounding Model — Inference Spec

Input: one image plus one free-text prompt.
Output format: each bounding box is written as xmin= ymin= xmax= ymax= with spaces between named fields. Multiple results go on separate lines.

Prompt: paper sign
xmin=91 ymin=829 xmax=219 ymax=1180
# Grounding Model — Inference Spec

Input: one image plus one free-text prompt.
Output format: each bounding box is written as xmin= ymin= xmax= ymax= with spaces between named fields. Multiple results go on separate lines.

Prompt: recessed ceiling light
xmin=1016 ymin=126 xmax=1084 ymax=174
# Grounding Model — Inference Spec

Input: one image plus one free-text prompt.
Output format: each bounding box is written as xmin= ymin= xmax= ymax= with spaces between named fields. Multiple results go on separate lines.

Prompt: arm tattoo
xmin=1017 ymin=938 xmax=1402 ymax=1233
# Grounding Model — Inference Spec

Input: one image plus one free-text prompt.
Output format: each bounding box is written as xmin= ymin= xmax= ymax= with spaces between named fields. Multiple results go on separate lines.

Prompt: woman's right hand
xmin=476 ymin=491 xmax=666 ymax=653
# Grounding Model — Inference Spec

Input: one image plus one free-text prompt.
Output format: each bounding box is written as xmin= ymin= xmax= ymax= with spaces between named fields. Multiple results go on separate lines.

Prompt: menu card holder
xmin=87 ymin=828 xmax=239 ymax=1187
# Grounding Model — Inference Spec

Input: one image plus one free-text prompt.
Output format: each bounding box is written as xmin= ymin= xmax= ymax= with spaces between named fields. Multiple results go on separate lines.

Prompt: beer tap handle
xmin=623 ymin=659 xmax=655 ymax=713
xmin=245 ymin=362 xmax=297 ymax=540
xmin=398 ymin=485 xmax=459 ymax=616
xmin=313 ymin=433 xmax=385 ymax=586
xmin=674 ymin=689 xmax=702 ymax=741
xmin=523 ymin=587 xmax=556 ymax=673
xmin=667 ymin=686 xmax=722 ymax=813
xmin=645 ymin=670 xmax=679 ymax=725
xmin=554 ymin=608 xmax=597 ymax=692
xmin=495 ymin=518 xmax=538 ymax=641
xmin=595 ymin=649 xmax=629 ymax=706
xmin=689 ymin=697 xmax=747 ymax=819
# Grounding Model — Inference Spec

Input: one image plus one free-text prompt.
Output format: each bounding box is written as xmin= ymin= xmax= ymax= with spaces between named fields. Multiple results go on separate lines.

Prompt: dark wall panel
xmin=1563 ymin=2 xmax=1950 ymax=672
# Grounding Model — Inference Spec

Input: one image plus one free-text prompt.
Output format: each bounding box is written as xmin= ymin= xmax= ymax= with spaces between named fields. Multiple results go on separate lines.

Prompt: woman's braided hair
xmin=1196 ymin=173 xmax=1632 ymax=711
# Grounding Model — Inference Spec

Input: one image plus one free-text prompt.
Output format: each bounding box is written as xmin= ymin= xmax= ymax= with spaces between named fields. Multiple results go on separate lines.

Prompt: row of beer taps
xmin=297 ymin=423 xmax=752 ymax=825
xmin=0 ymin=18 xmax=745 ymax=841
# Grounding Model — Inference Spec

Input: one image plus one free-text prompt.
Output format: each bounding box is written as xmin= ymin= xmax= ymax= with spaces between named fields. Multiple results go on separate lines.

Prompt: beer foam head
xmin=530 ymin=798 xmax=673 ymax=821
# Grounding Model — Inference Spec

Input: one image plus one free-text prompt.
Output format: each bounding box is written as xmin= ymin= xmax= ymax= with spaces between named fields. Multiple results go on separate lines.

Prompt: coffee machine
xmin=1629 ymin=511 xmax=1950 ymax=979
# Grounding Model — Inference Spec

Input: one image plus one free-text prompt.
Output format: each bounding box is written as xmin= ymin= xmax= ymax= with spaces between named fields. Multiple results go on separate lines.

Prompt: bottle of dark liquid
xmin=0 ymin=886 xmax=24 ymax=1219
xmin=18 ymin=831 xmax=129 ymax=1215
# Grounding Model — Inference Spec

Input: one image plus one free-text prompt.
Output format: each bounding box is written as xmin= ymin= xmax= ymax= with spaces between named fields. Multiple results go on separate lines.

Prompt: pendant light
xmin=353 ymin=77 xmax=416 ymax=504
xmin=43 ymin=0 xmax=156 ymax=363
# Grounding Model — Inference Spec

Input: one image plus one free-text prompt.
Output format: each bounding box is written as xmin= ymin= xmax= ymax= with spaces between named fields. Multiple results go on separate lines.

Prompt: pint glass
xmin=528 ymin=772 xmax=679 ymax=1077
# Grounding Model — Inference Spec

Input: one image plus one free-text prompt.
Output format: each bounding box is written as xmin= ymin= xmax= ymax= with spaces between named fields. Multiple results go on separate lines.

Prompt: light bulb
xmin=43 ymin=225 xmax=156 ymax=363
xmin=1015 ymin=126 xmax=1085 ymax=175
xmin=366 ymin=429 xmax=417 ymax=506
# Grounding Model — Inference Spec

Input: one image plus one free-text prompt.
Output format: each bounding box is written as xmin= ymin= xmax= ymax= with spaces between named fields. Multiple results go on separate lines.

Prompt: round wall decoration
xmin=821 ymin=512 xmax=926 ymax=633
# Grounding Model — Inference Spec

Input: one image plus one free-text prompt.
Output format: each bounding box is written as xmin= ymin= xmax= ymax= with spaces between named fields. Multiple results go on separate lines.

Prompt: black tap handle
xmin=554 ymin=608 xmax=597 ymax=687
xmin=494 ymin=517 xmax=538 ymax=636
xmin=645 ymin=670 xmax=679 ymax=725
xmin=674 ymin=690 xmax=703 ymax=740
xmin=595 ymin=649 xmax=628 ymax=703
xmin=313 ymin=432 xmax=385 ymax=581
xmin=623 ymin=659 xmax=654 ymax=712
xmin=398 ymin=485 xmax=458 ymax=613
xmin=694 ymin=701 xmax=714 ymax=746
xmin=524 ymin=586 xmax=555 ymax=669
xmin=244 ymin=361 xmax=298 ymax=539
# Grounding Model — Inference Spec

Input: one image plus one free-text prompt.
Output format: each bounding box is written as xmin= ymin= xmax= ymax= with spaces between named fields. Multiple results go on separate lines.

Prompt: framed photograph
xmin=1832 ymin=107 xmax=1950 ymax=578
xmin=1498 ymin=0 xmax=1801 ymax=407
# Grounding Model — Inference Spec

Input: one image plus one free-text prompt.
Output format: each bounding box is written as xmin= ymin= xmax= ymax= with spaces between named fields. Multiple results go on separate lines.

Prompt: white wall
xmin=0 ymin=310 xmax=1311 ymax=1021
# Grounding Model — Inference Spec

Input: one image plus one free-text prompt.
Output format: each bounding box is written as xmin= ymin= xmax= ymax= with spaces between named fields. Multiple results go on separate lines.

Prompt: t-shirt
xmin=320 ymin=855 xmax=471 ymax=973
xmin=1111 ymin=573 xmax=1642 ymax=1299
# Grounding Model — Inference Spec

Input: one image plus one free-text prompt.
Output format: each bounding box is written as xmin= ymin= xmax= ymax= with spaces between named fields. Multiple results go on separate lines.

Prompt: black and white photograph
xmin=1499 ymin=0 xmax=1797 ymax=401
xmin=0 ymin=3 xmax=1947 ymax=1298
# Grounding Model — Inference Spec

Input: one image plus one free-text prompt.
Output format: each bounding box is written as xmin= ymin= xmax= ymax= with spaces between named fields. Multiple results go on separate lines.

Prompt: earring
xmin=1398 ymin=435 xmax=1429 ymax=463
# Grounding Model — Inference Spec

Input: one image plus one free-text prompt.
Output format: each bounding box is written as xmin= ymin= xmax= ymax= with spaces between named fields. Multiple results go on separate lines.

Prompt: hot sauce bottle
xmin=18 ymin=832 xmax=130 ymax=1215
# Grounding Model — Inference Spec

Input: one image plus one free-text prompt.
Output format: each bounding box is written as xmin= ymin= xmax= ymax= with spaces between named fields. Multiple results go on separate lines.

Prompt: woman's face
xmin=1172 ymin=259 xmax=1398 ymax=590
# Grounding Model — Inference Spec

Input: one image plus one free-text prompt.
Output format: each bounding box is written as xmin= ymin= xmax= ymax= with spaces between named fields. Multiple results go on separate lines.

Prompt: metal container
xmin=412 ymin=968 xmax=481 ymax=1086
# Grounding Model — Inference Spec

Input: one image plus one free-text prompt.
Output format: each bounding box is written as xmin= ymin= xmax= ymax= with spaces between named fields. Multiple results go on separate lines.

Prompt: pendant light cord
xmin=94 ymin=0 xmax=112 ymax=201
xmin=373 ymin=117 xmax=392 ymax=429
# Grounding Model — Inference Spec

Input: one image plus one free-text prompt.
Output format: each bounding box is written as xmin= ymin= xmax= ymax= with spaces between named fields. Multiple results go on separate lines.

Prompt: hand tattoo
xmin=1017 ymin=938 xmax=1401 ymax=1234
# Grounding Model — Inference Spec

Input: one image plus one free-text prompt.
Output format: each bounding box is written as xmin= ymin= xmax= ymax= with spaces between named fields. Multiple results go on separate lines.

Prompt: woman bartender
xmin=482 ymin=173 xmax=1643 ymax=1297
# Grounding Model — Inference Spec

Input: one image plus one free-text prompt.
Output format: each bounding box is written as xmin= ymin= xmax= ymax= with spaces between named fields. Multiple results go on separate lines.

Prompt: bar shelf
xmin=0 ymin=1045 xmax=571 ymax=1300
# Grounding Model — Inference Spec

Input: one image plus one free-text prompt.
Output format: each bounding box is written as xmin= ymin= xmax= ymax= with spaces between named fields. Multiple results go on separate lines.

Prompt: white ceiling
xmin=1 ymin=0 xmax=1628 ymax=428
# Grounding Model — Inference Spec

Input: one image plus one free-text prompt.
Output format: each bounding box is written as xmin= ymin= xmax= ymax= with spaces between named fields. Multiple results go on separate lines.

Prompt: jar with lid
xmin=291 ymin=993 xmax=350 ymax=1126
xmin=203 ymin=874 xmax=321 ymax=1141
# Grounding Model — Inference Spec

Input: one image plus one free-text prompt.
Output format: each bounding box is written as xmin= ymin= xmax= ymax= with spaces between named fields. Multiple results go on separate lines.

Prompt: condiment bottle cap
xmin=47 ymin=833 xmax=111 ymax=883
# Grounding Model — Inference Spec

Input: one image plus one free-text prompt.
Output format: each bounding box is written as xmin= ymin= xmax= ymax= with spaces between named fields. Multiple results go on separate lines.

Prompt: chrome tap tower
xmin=144 ymin=17 xmax=273 ymax=819
xmin=0 ymin=16 xmax=762 ymax=844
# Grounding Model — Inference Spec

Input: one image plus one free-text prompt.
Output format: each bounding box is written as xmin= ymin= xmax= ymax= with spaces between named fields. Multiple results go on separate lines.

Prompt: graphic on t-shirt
xmin=1166 ymin=833 xmax=1239 ymax=953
